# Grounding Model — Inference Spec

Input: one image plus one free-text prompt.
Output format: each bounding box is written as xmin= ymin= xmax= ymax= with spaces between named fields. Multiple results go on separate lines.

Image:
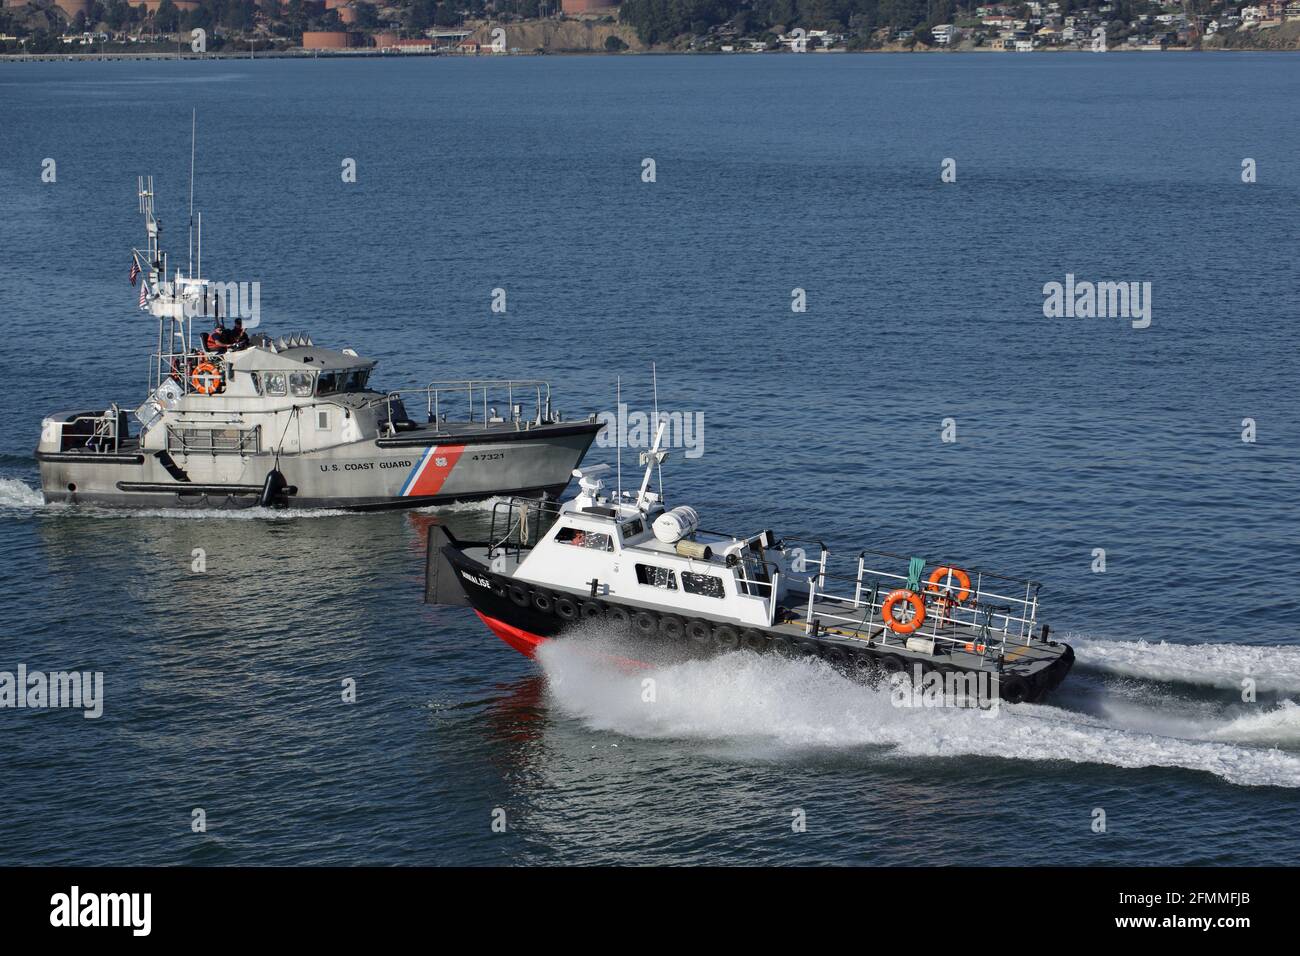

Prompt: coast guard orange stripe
xmin=402 ymin=444 xmax=466 ymax=497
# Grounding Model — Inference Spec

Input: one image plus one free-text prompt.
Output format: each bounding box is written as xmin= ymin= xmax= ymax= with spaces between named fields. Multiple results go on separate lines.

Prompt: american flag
xmin=129 ymin=257 xmax=140 ymax=287
xmin=138 ymin=277 xmax=149 ymax=310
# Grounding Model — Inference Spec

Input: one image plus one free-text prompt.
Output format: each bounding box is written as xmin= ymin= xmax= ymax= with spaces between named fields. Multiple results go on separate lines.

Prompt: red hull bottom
xmin=475 ymin=610 xmax=547 ymax=657
xmin=473 ymin=610 xmax=652 ymax=671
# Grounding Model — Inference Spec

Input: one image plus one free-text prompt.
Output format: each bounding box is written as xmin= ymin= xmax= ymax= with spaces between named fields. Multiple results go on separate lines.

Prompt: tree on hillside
xmin=405 ymin=0 xmax=437 ymax=30
xmin=433 ymin=2 xmax=463 ymax=26
xmin=106 ymin=0 xmax=129 ymax=30
xmin=154 ymin=0 xmax=179 ymax=32
xmin=353 ymin=1 xmax=378 ymax=27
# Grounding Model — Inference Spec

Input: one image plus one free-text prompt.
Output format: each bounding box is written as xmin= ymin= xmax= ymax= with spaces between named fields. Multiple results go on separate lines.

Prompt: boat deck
xmin=771 ymin=596 xmax=1061 ymax=671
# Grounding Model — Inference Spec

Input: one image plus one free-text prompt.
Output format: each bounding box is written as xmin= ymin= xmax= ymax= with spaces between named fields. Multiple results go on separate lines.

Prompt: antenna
xmin=615 ymin=375 xmax=623 ymax=503
xmin=187 ymin=109 xmax=196 ymax=278
xmin=652 ymin=361 xmax=663 ymax=503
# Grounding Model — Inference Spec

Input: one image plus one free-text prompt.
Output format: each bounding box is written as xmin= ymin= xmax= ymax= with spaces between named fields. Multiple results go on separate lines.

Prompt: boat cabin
xmin=507 ymin=466 xmax=786 ymax=628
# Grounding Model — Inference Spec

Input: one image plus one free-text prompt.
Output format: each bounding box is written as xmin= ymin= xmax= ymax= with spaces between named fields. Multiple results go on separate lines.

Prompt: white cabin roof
xmin=229 ymin=343 xmax=377 ymax=373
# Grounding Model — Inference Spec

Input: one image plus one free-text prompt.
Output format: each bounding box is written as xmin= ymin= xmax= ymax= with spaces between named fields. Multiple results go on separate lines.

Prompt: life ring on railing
xmin=190 ymin=362 xmax=222 ymax=395
xmin=926 ymin=566 xmax=972 ymax=603
xmin=881 ymin=589 xmax=926 ymax=634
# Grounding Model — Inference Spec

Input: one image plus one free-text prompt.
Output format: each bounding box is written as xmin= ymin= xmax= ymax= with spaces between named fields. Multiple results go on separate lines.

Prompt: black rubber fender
xmin=659 ymin=615 xmax=685 ymax=641
xmin=554 ymin=595 xmax=580 ymax=622
xmin=741 ymin=629 xmax=767 ymax=653
xmin=509 ymin=585 xmax=531 ymax=608
xmin=821 ymin=645 xmax=850 ymax=669
xmin=880 ymin=654 xmax=905 ymax=675
xmin=686 ymin=619 xmax=712 ymax=645
xmin=850 ymin=650 xmax=878 ymax=675
xmin=606 ymin=605 xmax=631 ymax=630
xmin=713 ymin=625 xmax=740 ymax=651
xmin=633 ymin=610 xmax=658 ymax=638
xmin=532 ymin=589 xmax=555 ymax=615
xmin=580 ymin=601 xmax=605 ymax=621
xmin=768 ymin=635 xmax=795 ymax=657
xmin=258 ymin=468 xmax=287 ymax=508
xmin=998 ymin=673 xmax=1030 ymax=704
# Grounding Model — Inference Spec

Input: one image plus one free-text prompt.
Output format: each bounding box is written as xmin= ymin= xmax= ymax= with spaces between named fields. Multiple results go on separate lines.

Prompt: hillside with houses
xmin=2 ymin=0 xmax=1298 ymax=54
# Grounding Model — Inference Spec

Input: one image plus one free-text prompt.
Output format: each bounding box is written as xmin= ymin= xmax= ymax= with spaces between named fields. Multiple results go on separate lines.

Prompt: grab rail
xmin=370 ymin=380 xmax=554 ymax=432
xmin=783 ymin=546 xmax=1044 ymax=658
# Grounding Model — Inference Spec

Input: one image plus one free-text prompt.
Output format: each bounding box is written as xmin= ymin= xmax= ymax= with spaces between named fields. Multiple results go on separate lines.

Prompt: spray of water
xmin=536 ymin=635 xmax=1300 ymax=789
xmin=0 ymin=478 xmax=43 ymax=509
xmin=1072 ymin=636 xmax=1300 ymax=695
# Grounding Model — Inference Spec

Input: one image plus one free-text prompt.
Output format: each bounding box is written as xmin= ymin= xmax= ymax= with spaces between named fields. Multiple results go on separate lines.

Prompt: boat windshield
xmin=317 ymin=369 xmax=371 ymax=395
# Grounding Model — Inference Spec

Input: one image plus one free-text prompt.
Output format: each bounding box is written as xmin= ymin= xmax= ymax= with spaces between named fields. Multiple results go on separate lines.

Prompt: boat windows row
xmin=635 ymin=563 xmax=725 ymax=599
xmin=249 ymin=369 xmax=371 ymax=398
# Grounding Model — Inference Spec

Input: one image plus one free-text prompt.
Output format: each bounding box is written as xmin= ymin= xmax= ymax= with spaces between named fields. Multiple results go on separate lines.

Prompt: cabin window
xmin=554 ymin=526 xmax=613 ymax=552
xmin=635 ymin=564 xmax=677 ymax=590
xmin=290 ymin=372 xmax=315 ymax=398
xmin=681 ymin=572 xmax=725 ymax=599
xmin=318 ymin=370 xmax=371 ymax=395
xmin=621 ymin=518 xmax=645 ymax=539
xmin=316 ymin=410 xmax=330 ymax=430
xmin=262 ymin=372 xmax=287 ymax=397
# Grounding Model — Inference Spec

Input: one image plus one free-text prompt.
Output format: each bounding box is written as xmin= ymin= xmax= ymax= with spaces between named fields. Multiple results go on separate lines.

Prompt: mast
xmin=187 ymin=109 xmax=196 ymax=279
xmin=652 ymin=361 xmax=663 ymax=503
xmin=615 ymin=375 xmax=622 ymax=502
xmin=636 ymin=421 xmax=668 ymax=510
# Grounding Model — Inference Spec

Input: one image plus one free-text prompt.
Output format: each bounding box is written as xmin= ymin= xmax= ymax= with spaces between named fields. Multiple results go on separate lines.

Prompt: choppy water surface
xmin=1 ymin=54 xmax=1298 ymax=865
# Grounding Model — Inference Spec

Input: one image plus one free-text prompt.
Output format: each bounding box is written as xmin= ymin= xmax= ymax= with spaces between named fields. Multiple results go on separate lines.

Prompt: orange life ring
xmin=881 ymin=589 xmax=926 ymax=635
xmin=926 ymin=566 xmax=972 ymax=603
xmin=191 ymin=362 xmax=222 ymax=395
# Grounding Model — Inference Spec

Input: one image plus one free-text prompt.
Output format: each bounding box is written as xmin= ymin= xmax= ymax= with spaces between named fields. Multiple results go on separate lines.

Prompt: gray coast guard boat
xmin=36 ymin=179 xmax=600 ymax=510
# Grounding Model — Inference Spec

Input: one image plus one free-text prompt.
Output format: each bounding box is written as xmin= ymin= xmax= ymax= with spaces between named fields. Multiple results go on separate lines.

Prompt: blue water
xmin=2 ymin=54 xmax=1299 ymax=865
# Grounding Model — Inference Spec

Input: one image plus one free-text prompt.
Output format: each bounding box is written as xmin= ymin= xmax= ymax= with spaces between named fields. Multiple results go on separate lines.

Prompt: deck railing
xmin=487 ymin=496 xmax=563 ymax=563
xmin=60 ymin=407 xmax=123 ymax=454
xmin=785 ymin=546 xmax=1044 ymax=660
xmin=372 ymin=380 xmax=554 ymax=433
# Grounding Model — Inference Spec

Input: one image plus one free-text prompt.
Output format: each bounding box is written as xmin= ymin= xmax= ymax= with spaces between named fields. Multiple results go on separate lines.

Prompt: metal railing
xmin=784 ymin=546 xmax=1044 ymax=660
xmin=166 ymin=424 xmax=261 ymax=456
xmin=150 ymin=346 xmax=231 ymax=398
xmin=487 ymin=496 xmax=563 ymax=562
xmin=370 ymin=380 xmax=554 ymax=434
xmin=59 ymin=407 xmax=123 ymax=454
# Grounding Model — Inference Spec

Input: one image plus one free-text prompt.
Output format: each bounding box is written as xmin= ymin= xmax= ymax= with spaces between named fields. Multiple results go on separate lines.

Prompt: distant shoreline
xmin=3 ymin=47 xmax=1298 ymax=62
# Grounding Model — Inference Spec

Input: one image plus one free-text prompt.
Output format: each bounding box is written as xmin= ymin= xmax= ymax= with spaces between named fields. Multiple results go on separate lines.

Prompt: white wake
xmin=537 ymin=639 xmax=1300 ymax=789
xmin=0 ymin=478 xmax=43 ymax=509
xmin=1072 ymin=636 xmax=1300 ymax=695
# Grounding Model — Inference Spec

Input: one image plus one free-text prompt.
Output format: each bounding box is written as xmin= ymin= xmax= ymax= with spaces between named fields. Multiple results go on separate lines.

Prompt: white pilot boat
xmin=426 ymin=425 xmax=1075 ymax=704
xmin=36 ymin=178 xmax=600 ymax=510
